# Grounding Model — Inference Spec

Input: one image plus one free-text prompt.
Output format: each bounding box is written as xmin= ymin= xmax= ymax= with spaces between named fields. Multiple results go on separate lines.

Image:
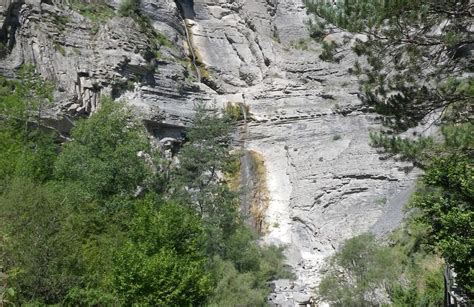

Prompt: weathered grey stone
xmin=1 ymin=0 xmax=421 ymax=305
xmin=0 ymin=0 xmax=213 ymax=127
xmin=186 ymin=1 xmax=419 ymax=305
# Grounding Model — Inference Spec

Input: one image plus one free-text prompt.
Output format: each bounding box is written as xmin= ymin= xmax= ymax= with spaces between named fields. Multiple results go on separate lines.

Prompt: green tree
xmin=0 ymin=67 xmax=56 ymax=183
xmin=54 ymin=98 xmax=155 ymax=201
xmin=170 ymin=105 xmax=240 ymax=255
xmin=171 ymin=105 xmax=235 ymax=212
xmin=50 ymin=100 xmax=160 ymax=302
xmin=0 ymin=179 xmax=83 ymax=304
xmin=306 ymin=0 xmax=472 ymax=130
xmin=112 ymin=201 xmax=212 ymax=305
xmin=207 ymin=257 xmax=268 ymax=307
xmin=0 ymin=97 xmax=156 ymax=305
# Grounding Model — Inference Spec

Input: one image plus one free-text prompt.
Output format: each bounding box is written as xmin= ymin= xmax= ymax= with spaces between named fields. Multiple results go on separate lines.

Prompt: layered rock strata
xmin=0 ymin=0 xmax=419 ymax=305
xmin=187 ymin=1 xmax=418 ymax=304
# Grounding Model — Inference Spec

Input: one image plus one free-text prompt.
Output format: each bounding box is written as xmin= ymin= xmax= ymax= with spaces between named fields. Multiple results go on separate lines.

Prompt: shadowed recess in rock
xmin=175 ymin=0 xmax=195 ymax=19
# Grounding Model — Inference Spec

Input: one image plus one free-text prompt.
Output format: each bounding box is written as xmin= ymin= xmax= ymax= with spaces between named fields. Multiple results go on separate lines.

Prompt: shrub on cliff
xmin=317 ymin=234 xmax=399 ymax=305
xmin=317 ymin=232 xmax=444 ymax=306
xmin=118 ymin=0 xmax=139 ymax=17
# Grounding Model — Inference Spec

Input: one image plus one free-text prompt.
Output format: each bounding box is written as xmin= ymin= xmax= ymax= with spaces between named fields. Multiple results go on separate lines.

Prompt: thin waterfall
xmin=238 ymin=103 xmax=266 ymax=233
xmin=183 ymin=19 xmax=201 ymax=83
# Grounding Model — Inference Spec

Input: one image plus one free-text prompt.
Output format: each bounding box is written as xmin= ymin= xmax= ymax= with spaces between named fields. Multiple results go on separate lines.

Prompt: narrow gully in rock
xmin=175 ymin=0 xmax=201 ymax=83
xmin=183 ymin=20 xmax=201 ymax=83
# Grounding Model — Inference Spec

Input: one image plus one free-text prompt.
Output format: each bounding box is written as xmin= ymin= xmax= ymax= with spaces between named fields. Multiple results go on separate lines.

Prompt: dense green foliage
xmin=0 ymin=73 xmax=291 ymax=304
xmin=170 ymin=106 xmax=240 ymax=257
xmin=318 ymin=231 xmax=444 ymax=306
xmin=0 ymin=66 xmax=55 ymax=183
xmin=407 ymin=124 xmax=473 ymax=294
xmin=118 ymin=0 xmax=139 ymax=17
xmin=112 ymin=201 xmax=212 ymax=305
xmin=307 ymin=0 xmax=473 ymax=301
xmin=54 ymin=99 xmax=153 ymax=200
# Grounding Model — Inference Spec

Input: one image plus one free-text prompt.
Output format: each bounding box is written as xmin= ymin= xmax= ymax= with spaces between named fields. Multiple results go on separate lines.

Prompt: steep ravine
xmin=185 ymin=0 xmax=419 ymax=305
xmin=0 ymin=0 xmax=419 ymax=305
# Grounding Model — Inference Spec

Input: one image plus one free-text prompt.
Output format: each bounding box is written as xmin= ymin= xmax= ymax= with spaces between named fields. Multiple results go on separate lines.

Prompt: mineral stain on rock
xmin=240 ymin=150 xmax=270 ymax=234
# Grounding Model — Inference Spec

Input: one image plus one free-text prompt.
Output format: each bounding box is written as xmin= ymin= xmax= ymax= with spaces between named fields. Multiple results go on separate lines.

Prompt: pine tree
xmin=306 ymin=0 xmax=474 ymax=299
xmin=307 ymin=0 xmax=473 ymax=130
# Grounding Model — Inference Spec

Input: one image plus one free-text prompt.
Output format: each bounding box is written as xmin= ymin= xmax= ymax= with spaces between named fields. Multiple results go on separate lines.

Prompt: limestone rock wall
xmin=0 ymin=0 xmax=418 ymax=305
xmin=0 ymin=0 xmax=212 ymax=127
xmin=187 ymin=1 xmax=418 ymax=305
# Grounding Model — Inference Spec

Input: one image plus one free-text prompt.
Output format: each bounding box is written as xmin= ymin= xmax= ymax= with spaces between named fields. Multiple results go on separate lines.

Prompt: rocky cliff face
xmin=0 ymin=0 xmax=212 ymax=132
xmin=182 ymin=1 xmax=418 ymax=304
xmin=0 ymin=0 xmax=418 ymax=305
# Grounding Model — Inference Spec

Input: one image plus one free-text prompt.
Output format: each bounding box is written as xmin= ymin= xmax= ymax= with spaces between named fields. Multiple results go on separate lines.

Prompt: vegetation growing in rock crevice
xmin=117 ymin=0 xmax=139 ymax=17
xmin=319 ymin=41 xmax=340 ymax=62
xmin=225 ymin=102 xmax=249 ymax=121
xmin=0 ymin=72 xmax=292 ymax=305
xmin=70 ymin=0 xmax=115 ymax=24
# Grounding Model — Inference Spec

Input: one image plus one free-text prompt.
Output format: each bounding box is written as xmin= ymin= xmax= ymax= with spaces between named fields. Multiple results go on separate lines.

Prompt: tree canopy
xmin=0 ymin=72 xmax=292 ymax=305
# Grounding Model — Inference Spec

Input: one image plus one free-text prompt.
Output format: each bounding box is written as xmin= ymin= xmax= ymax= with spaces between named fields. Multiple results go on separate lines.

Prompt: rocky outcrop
xmin=0 ymin=0 xmax=419 ymax=305
xmin=186 ymin=1 xmax=419 ymax=305
xmin=0 ymin=0 xmax=213 ymax=128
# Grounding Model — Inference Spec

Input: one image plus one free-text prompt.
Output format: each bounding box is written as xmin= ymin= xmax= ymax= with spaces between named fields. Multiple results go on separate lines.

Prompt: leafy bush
xmin=112 ymin=202 xmax=212 ymax=305
xmin=225 ymin=102 xmax=248 ymax=121
xmin=317 ymin=231 xmax=444 ymax=306
xmin=207 ymin=257 xmax=268 ymax=307
xmin=54 ymin=98 xmax=153 ymax=200
xmin=0 ymin=179 xmax=83 ymax=303
xmin=118 ymin=0 xmax=138 ymax=17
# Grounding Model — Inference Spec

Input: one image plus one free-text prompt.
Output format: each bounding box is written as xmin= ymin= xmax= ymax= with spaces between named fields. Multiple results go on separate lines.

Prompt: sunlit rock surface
xmin=0 ymin=0 xmax=418 ymax=305
xmin=188 ymin=1 xmax=418 ymax=304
